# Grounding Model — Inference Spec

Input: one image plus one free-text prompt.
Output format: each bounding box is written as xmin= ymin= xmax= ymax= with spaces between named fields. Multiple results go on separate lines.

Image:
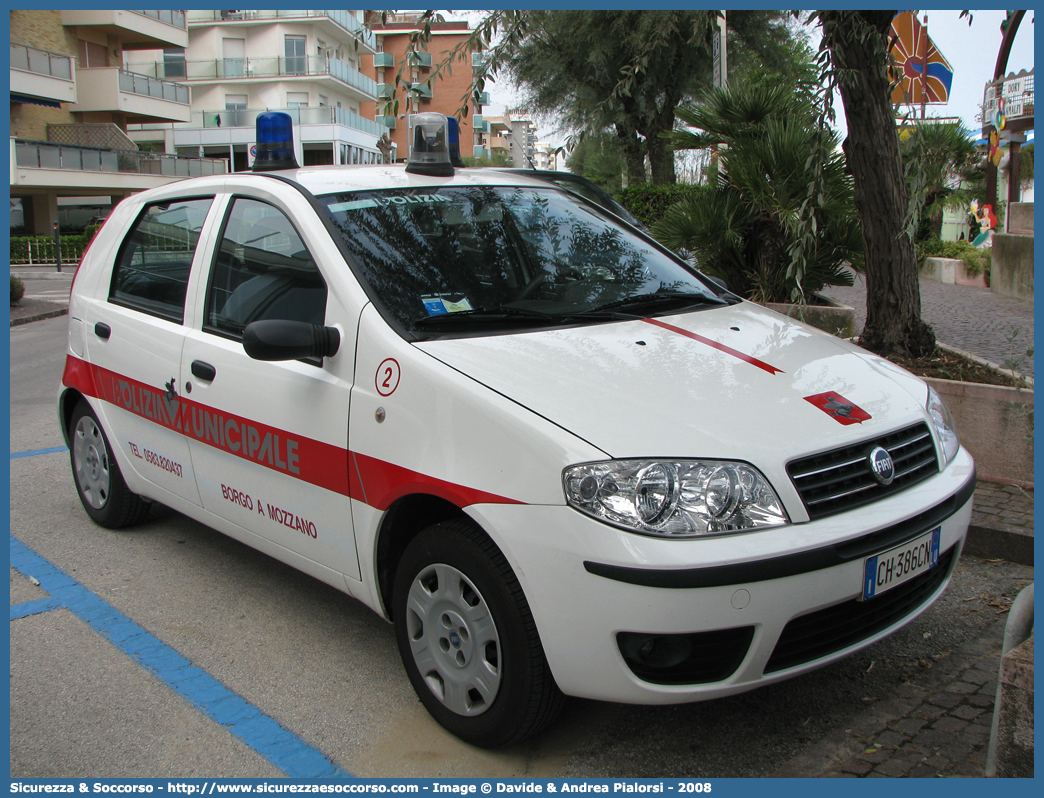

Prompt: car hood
xmin=415 ymin=303 xmax=933 ymax=466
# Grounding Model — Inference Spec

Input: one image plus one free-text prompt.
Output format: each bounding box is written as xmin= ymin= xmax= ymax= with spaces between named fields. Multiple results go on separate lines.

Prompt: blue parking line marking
xmin=10 ymin=446 xmax=67 ymax=459
xmin=9 ymin=535 xmax=353 ymax=779
xmin=11 ymin=596 xmax=64 ymax=620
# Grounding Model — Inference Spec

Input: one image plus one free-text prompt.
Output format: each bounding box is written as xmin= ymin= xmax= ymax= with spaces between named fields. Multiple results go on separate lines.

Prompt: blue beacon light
xmin=252 ymin=111 xmax=299 ymax=171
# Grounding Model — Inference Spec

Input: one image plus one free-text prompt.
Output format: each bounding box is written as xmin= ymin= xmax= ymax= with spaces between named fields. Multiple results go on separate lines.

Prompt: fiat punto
xmin=59 ymin=113 xmax=975 ymax=746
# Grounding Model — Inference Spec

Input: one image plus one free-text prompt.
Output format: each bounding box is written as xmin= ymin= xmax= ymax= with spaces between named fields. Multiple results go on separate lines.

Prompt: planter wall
xmin=757 ymin=296 xmax=856 ymax=338
xmin=921 ymin=256 xmax=989 ymax=289
xmin=924 ymin=377 xmax=1033 ymax=485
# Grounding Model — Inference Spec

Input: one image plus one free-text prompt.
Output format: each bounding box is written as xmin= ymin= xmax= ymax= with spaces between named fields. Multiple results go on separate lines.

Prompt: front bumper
xmin=467 ymin=447 xmax=975 ymax=704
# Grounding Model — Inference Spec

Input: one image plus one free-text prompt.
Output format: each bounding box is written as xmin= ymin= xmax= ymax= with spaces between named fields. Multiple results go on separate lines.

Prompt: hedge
xmin=10 ymin=222 xmax=102 ymax=265
xmin=616 ymin=183 xmax=708 ymax=227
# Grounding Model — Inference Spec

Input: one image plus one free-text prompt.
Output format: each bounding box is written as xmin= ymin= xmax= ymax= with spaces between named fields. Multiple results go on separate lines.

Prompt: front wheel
xmin=393 ymin=519 xmax=563 ymax=747
xmin=69 ymin=401 xmax=150 ymax=529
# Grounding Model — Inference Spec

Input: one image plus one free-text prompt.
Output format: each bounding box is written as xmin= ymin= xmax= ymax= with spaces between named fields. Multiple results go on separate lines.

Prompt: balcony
xmin=488 ymin=135 xmax=510 ymax=151
xmin=126 ymin=55 xmax=377 ymax=103
xmin=169 ymin=106 xmax=383 ymax=138
xmin=373 ymin=52 xmax=395 ymax=69
xmin=10 ymin=44 xmax=76 ymax=105
xmin=475 ymin=91 xmax=490 ymax=106
xmin=60 ymin=10 xmax=188 ymax=50
xmin=984 ymin=69 xmax=1035 ymax=133
xmin=11 ymin=137 xmax=225 ymax=194
xmin=405 ymin=82 xmax=432 ymax=100
xmin=186 ymin=10 xmax=376 ymax=52
xmin=473 ymin=145 xmax=488 ymax=160
xmin=408 ymin=51 xmax=432 ymax=69
xmin=376 ymin=83 xmax=395 ymax=99
xmin=471 ymin=52 xmax=487 ymax=70
xmin=472 ymin=116 xmax=489 ymax=133
xmin=70 ymin=68 xmax=190 ymax=123
xmin=376 ymin=116 xmax=397 ymax=129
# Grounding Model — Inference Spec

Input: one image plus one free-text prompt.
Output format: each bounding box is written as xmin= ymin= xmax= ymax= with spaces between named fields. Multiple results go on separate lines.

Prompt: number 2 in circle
xmin=376 ymin=358 xmax=401 ymax=396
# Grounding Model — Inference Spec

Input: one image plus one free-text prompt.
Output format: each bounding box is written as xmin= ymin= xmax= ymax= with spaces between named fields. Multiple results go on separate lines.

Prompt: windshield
xmin=319 ymin=185 xmax=723 ymax=336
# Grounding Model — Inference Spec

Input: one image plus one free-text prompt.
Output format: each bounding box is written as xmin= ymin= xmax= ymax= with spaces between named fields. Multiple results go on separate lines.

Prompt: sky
xmin=442 ymin=9 xmax=1034 ymax=153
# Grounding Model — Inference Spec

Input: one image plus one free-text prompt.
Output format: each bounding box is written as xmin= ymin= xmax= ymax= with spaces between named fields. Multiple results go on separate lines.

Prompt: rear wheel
xmin=69 ymin=401 xmax=150 ymax=529
xmin=393 ymin=518 xmax=563 ymax=747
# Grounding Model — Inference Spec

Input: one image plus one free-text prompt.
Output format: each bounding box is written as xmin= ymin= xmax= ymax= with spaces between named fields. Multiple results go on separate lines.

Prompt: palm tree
xmin=654 ymin=81 xmax=861 ymax=304
xmin=900 ymin=121 xmax=983 ymax=241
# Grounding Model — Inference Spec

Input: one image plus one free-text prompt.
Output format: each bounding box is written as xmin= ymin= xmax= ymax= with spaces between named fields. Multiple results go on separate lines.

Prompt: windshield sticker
xmin=327 ymin=199 xmax=380 ymax=213
xmin=421 ymin=294 xmax=473 ymax=316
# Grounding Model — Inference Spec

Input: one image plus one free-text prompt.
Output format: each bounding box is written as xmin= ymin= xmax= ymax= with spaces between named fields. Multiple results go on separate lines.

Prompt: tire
xmin=393 ymin=518 xmax=563 ymax=747
xmin=69 ymin=401 xmax=150 ymax=529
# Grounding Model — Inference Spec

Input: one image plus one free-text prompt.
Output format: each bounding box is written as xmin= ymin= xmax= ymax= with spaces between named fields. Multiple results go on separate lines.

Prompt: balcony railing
xmin=119 ymin=70 xmax=190 ymax=105
xmin=984 ymin=69 xmax=1035 ymax=126
xmin=193 ymin=106 xmax=382 ymax=137
xmin=131 ymin=10 xmax=187 ymax=30
xmin=14 ymin=139 xmax=226 ymax=177
xmin=10 ymin=43 xmax=73 ymax=81
xmin=126 ymin=55 xmax=377 ymax=97
xmin=187 ymin=10 xmax=375 ymax=50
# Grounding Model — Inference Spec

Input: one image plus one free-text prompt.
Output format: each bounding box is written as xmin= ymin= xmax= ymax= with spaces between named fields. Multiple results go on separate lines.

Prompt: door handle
xmin=94 ymin=322 xmax=111 ymax=339
xmin=191 ymin=360 xmax=216 ymax=381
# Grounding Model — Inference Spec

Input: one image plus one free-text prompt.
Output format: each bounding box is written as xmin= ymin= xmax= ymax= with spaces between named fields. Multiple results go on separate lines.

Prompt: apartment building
xmin=360 ymin=13 xmax=487 ymax=163
xmin=10 ymin=10 xmax=223 ymax=234
xmin=125 ymin=10 xmax=383 ymax=171
xmin=533 ymin=141 xmax=559 ymax=172
xmin=477 ymin=113 xmax=538 ymax=168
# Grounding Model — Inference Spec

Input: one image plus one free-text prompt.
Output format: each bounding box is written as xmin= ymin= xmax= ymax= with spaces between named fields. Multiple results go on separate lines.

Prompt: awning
xmin=10 ymin=93 xmax=62 ymax=109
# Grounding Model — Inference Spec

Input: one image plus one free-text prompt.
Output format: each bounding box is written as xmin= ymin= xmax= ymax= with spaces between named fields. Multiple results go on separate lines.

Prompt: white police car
xmin=59 ymin=113 xmax=976 ymax=747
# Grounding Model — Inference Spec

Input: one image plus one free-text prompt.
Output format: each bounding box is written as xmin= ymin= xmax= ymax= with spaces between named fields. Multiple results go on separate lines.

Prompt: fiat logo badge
xmin=868 ymin=446 xmax=895 ymax=486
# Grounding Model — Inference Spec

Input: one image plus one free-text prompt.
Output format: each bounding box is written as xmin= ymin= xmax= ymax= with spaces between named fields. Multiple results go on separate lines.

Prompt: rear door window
xmin=109 ymin=198 xmax=213 ymax=323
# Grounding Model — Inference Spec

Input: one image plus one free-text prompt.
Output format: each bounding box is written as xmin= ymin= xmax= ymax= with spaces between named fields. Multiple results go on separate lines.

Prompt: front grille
xmin=618 ymin=626 xmax=755 ymax=685
xmin=787 ymin=422 xmax=938 ymax=520
xmin=764 ymin=545 xmax=956 ymax=673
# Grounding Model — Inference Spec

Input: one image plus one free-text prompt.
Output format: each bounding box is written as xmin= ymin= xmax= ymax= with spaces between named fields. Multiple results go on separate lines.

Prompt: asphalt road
xmin=9 ymin=315 xmax=1033 ymax=778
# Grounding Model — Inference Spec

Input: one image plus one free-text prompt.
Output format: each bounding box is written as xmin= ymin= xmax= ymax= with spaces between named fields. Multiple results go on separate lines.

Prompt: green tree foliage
xmin=654 ymin=81 xmax=860 ymax=303
xmin=565 ymin=133 xmax=626 ymax=194
xmin=501 ymin=10 xmax=808 ymax=185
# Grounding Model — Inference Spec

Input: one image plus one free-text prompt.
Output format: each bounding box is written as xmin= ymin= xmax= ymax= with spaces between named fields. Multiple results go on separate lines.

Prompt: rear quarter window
xmin=109 ymin=197 xmax=213 ymax=323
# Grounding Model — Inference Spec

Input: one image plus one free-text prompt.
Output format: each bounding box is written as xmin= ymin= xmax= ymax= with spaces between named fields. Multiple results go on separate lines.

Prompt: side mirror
xmin=705 ymin=275 xmax=729 ymax=291
xmin=243 ymin=320 xmax=340 ymax=361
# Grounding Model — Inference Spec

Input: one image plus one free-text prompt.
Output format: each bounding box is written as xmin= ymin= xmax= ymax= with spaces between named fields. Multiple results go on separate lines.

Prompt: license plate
xmin=861 ymin=527 xmax=941 ymax=600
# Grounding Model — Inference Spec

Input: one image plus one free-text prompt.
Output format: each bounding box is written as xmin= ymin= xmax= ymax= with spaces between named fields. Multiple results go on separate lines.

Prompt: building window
xmin=318 ymin=94 xmax=328 ymax=107
xmin=162 ymin=48 xmax=186 ymax=79
xmin=287 ymin=92 xmax=309 ymax=110
xmin=285 ymin=35 xmax=307 ymax=75
xmin=77 ymin=39 xmax=108 ymax=68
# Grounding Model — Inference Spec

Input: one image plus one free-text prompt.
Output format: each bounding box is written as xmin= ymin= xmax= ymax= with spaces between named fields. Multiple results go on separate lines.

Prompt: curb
xmin=10 ymin=307 xmax=68 ymax=327
xmin=964 ymin=524 xmax=1034 ymax=567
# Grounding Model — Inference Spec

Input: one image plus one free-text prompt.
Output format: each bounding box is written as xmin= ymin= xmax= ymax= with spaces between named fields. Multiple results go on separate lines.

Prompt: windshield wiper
xmin=414 ymin=305 xmax=625 ymax=329
xmin=584 ymin=291 xmax=727 ymax=316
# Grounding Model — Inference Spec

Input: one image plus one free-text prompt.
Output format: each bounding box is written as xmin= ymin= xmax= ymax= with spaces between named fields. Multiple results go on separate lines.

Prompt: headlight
xmin=563 ymin=460 xmax=789 ymax=537
xmin=926 ymin=386 xmax=960 ymax=465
